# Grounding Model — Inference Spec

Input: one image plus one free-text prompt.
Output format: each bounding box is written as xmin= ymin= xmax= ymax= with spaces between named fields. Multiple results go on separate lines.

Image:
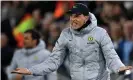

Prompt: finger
xmin=11 ymin=71 xmax=24 ymax=74
xmin=122 ymin=66 xmax=133 ymax=71
xmin=128 ymin=66 xmax=133 ymax=68
xmin=11 ymin=71 xmax=20 ymax=73
xmin=126 ymin=66 xmax=133 ymax=69
xmin=11 ymin=69 xmax=21 ymax=73
xmin=16 ymin=68 xmax=21 ymax=70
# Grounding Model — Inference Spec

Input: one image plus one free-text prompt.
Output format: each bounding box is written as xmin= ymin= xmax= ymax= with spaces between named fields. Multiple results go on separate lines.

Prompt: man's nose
xmin=70 ymin=17 xmax=76 ymax=20
xmin=71 ymin=18 xmax=77 ymax=21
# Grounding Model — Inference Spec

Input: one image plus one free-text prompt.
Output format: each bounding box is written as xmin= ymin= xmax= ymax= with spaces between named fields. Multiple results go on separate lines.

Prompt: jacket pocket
xmin=85 ymin=48 xmax=99 ymax=71
xmin=99 ymin=70 xmax=110 ymax=80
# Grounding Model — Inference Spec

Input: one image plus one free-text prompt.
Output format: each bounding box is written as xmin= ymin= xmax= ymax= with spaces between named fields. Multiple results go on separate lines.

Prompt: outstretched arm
xmin=100 ymin=29 xmax=132 ymax=73
xmin=11 ymin=30 xmax=68 ymax=76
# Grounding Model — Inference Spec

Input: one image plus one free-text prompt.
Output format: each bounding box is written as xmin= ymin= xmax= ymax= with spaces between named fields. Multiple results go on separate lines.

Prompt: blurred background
xmin=1 ymin=1 xmax=133 ymax=80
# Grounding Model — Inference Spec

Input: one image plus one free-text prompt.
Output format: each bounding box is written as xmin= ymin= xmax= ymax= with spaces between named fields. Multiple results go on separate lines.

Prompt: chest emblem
xmin=34 ymin=56 xmax=38 ymax=60
xmin=88 ymin=36 xmax=93 ymax=41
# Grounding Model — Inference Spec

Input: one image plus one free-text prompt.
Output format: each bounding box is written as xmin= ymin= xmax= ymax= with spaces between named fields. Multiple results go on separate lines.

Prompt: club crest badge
xmin=88 ymin=36 xmax=93 ymax=41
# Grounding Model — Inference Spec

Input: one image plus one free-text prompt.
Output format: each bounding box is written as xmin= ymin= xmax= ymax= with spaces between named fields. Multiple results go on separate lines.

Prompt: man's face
xmin=70 ymin=13 xmax=88 ymax=30
xmin=110 ymin=22 xmax=122 ymax=37
xmin=123 ymin=20 xmax=133 ymax=39
xmin=23 ymin=33 xmax=36 ymax=49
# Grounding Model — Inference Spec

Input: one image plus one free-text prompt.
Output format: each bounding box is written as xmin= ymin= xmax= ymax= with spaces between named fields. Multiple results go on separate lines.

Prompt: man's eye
xmin=75 ymin=15 xmax=79 ymax=17
xmin=75 ymin=14 xmax=81 ymax=17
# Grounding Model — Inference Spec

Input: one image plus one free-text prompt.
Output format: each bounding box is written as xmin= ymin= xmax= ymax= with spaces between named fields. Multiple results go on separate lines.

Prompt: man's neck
xmin=25 ymin=45 xmax=37 ymax=49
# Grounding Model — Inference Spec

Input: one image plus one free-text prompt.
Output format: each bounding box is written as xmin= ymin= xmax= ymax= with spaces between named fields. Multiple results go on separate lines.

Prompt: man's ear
xmin=33 ymin=40 xmax=37 ymax=45
xmin=85 ymin=16 xmax=89 ymax=23
xmin=85 ymin=16 xmax=89 ymax=20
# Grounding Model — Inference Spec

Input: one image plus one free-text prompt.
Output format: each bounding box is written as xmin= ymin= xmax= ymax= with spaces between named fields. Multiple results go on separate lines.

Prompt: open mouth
xmin=72 ymin=21 xmax=78 ymax=25
xmin=72 ymin=23 xmax=77 ymax=27
xmin=73 ymin=22 xmax=77 ymax=25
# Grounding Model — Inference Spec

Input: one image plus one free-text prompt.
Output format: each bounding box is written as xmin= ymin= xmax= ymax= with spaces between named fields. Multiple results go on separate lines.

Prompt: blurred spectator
xmin=87 ymin=1 xmax=103 ymax=15
xmin=47 ymin=23 xmax=61 ymax=51
xmin=96 ymin=2 xmax=126 ymax=26
xmin=32 ymin=8 xmax=42 ymax=32
xmin=124 ymin=1 xmax=133 ymax=19
xmin=1 ymin=18 xmax=17 ymax=48
xmin=129 ymin=34 xmax=133 ymax=80
xmin=109 ymin=20 xmax=125 ymax=80
xmin=1 ymin=1 xmax=25 ymax=27
xmin=41 ymin=12 xmax=54 ymax=46
xmin=130 ymin=47 xmax=133 ymax=66
xmin=122 ymin=20 xmax=133 ymax=65
xmin=123 ymin=20 xmax=133 ymax=41
xmin=109 ymin=20 xmax=124 ymax=62
xmin=98 ymin=1 xmax=114 ymax=25
xmin=9 ymin=1 xmax=25 ymax=26
xmin=1 ymin=1 xmax=12 ymax=21
xmin=129 ymin=26 xmax=133 ymax=64
xmin=1 ymin=33 xmax=15 ymax=80
xmin=7 ymin=29 xmax=57 ymax=80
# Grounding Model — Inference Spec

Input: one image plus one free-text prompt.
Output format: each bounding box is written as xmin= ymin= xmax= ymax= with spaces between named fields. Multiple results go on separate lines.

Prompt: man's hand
xmin=118 ymin=66 xmax=133 ymax=72
xmin=11 ymin=68 xmax=32 ymax=75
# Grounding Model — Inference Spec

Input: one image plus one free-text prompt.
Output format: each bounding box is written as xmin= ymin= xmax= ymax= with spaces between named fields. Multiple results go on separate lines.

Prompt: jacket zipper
xmin=83 ymin=59 xmax=85 ymax=80
xmin=81 ymin=48 xmax=85 ymax=80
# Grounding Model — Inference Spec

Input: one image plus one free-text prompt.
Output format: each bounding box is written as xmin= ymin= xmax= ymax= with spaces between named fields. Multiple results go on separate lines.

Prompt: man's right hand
xmin=11 ymin=68 xmax=32 ymax=75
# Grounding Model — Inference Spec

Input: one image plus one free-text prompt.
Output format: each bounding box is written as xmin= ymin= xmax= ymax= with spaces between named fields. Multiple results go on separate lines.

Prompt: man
xmin=1 ymin=33 xmax=15 ymax=80
xmin=8 ymin=29 xmax=57 ymax=80
xmin=12 ymin=3 xmax=132 ymax=80
xmin=122 ymin=20 xmax=133 ymax=65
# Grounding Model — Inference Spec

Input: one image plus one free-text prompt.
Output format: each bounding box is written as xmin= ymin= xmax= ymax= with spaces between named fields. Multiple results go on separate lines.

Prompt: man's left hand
xmin=118 ymin=66 xmax=133 ymax=72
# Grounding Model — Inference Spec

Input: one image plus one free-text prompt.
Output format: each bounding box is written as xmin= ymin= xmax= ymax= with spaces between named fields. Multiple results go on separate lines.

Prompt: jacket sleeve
xmin=41 ymin=49 xmax=57 ymax=80
xmin=6 ymin=51 xmax=18 ymax=80
xmin=46 ymin=71 xmax=57 ymax=80
xmin=28 ymin=30 xmax=68 ymax=76
xmin=100 ymin=29 xmax=125 ymax=73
